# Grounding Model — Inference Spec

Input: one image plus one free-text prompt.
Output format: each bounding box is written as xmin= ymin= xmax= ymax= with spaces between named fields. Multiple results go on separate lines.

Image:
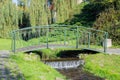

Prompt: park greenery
xmin=0 ymin=0 xmax=120 ymax=80
xmin=65 ymin=0 xmax=120 ymax=45
xmin=0 ymin=38 xmax=120 ymax=80
xmin=0 ymin=0 xmax=119 ymax=45
xmin=84 ymin=53 xmax=120 ymax=80
xmin=0 ymin=0 xmax=78 ymax=38
xmin=10 ymin=53 xmax=65 ymax=80
xmin=9 ymin=49 xmax=120 ymax=80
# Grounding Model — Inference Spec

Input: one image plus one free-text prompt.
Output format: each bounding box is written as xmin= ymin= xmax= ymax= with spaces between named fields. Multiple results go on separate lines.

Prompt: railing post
xmin=88 ymin=32 xmax=91 ymax=48
xmin=104 ymin=32 xmax=108 ymax=53
xmin=12 ymin=31 xmax=16 ymax=53
xmin=64 ymin=28 xmax=66 ymax=45
xmin=76 ymin=26 xmax=79 ymax=48
xmin=39 ymin=27 xmax=41 ymax=44
xmin=46 ymin=26 xmax=49 ymax=48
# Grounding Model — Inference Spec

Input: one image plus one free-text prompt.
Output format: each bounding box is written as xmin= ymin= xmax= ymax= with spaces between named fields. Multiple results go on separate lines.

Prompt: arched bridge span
xmin=11 ymin=25 xmax=108 ymax=53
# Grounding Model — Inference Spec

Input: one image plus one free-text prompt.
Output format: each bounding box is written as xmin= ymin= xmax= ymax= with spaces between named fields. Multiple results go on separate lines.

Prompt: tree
xmin=0 ymin=0 xmax=78 ymax=38
xmin=93 ymin=8 xmax=120 ymax=45
xmin=0 ymin=0 xmax=20 ymax=38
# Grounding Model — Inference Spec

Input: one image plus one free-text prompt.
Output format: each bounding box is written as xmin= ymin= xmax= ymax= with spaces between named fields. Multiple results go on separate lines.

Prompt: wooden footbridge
xmin=11 ymin=25 xmax=108 ymax=53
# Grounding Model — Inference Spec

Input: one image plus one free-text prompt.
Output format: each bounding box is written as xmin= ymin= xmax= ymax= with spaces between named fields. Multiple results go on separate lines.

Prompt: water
xmin=43 ymin=58 xmax=84 ymax=69
xmin=58 ymin=68 xmax=104 ymax=80
xmin=43 ymin=58 xmax=104 ymax=80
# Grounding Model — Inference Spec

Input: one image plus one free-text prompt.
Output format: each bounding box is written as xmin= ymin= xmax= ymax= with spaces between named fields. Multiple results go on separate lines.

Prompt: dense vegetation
xmin=92 ymin=0 xmax=120 ymax=45
xmin=0 ymin=0 xmax=78 ymax=38
xmin=0 ymin=0 xmax=119 ymax=45
xmin=65 ymin=0 xmax=120 ymax=45
xmin=0 ymin=0 xmax=20 ymax=38
xmin=0 ymin=1 xmax=120 ymax=80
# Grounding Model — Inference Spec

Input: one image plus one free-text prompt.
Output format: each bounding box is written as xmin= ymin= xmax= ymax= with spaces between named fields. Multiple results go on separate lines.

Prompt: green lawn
xmin=0 ymin=38 xmax=104 ymax=51
xmin=0 ymin=38 xmax=11 ymax=50
xmin=10 ymin=53 xmax=65 ymax=80
xmin=84 ymin=53 xmax=120 ymax=80
xmin=111 ymin=45 xmax=120 ymax=48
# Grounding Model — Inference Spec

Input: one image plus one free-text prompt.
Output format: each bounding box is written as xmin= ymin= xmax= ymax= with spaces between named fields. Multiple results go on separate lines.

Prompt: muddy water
xmin=57 ymin=68 xmax=104 ymax=80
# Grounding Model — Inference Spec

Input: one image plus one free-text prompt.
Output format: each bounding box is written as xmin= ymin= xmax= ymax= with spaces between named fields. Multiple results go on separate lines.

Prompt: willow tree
xmin=17 ymin=0 xmax=31 ymax=28
xmin=49 ymin=0 xmax=78 ymax=23
xmin=0 ymin=0 xmax=20 ymax=38
xmin=28 ymin=0 xmax=48 ymax=26
xmin=28 ymin=0 xmax=78 ymax=26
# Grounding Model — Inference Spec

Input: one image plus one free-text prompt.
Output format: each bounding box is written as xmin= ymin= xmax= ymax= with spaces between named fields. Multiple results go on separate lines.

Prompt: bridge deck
xmin=15 ymin=44 xmax=103 ymax=53
xmin=15 ymin=44 xmax=75 ymax=52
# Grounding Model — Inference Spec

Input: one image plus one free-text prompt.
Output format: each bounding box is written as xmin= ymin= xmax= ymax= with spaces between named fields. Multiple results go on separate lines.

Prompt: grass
xmin=0 ymin=38 xmax=11 ymax=50
xmin=1 ymin=38 xmax=120 ymax=80
xmin=10 ymin=53 xmax=65 ymax=80
xmin=0 ymin=37 xmax=103 ymax=53
xmin=36 ymin=48 xmax=79 ymax=59
xmin=111 ymin=45 xmax=120 ymax=48
xmin=84 ymin=53 xmax=120 ymax=80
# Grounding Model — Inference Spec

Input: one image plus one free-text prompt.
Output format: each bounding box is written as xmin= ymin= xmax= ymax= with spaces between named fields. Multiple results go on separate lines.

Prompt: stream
xmin=43 ymin=58 xmax=104 ymax=80
xmin=31 ymin=49 xmax=104 ymax=80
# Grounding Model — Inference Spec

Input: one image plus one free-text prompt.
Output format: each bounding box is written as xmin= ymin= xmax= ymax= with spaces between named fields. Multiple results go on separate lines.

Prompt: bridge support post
xmin=88 ymin=32 xmax=91 ymax=48
xmin=39 ymin=27 xmax=41 ymax=44
xmin=76 ymin=26 xmax=79 ymax=48
xmin=46 ymin=26 xmax=49 ymax=48
xmin=12 ymin=31 xmax=16 ymax=53
xmin=104 ymin=32 xmax=108 ymax=53
xmin=64 ymin=28 xmax=66 ymax=45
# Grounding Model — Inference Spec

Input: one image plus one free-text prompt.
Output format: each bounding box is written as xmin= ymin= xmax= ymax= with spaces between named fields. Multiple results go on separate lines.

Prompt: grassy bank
xmin=84 ymin=53 xmax=120 ymax=80
xmin=10 ymin=53 xmax=65 ymax=80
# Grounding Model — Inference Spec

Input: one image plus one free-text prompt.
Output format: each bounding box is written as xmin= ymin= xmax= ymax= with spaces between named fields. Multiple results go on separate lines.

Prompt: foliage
xmin=93 ymin=8 xmax=120 ymax=45
xmin=64 ymin=1 xmax=111 ymax=27
xmin=91 ymin=0 xmax=120 ymax=45
xmin=64 ymin=0 xmax=120 ymax=45
xmin=84 ymin=53 xmax=120 ymax=80
xmin=10 ymin=53 xmax=65 ymax=80
xmin=0 ymin=0 xmax=20 ymax=38
xmin=28 ymin=0 xmax=78 ymax=26
xmin=0 ymin=0 xmax=78 ymax=38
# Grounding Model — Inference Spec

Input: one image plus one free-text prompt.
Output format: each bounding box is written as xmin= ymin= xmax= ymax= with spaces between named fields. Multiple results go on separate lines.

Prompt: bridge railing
xmin=11 ymin=25 xmax=108 ymax=53
xmin=77 ymin=26 xmax=108 ymax=52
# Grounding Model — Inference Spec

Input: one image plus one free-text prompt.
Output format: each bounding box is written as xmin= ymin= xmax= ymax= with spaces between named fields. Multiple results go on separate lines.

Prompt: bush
xmin=93 ymin=8 xmax=120 ymax=45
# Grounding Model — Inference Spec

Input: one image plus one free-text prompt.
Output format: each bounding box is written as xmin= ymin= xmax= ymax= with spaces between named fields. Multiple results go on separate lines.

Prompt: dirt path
xmin=0 ymin=50 xmax=24 ymax=80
